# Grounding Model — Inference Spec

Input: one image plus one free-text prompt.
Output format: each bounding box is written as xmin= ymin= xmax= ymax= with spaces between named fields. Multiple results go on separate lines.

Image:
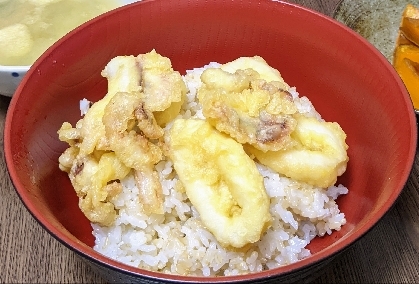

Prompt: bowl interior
xmin=4 ymin=0 xmax=417 ymax=282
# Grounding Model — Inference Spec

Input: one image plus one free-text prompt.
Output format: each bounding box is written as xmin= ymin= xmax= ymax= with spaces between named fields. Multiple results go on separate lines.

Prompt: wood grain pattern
xmin=1 ymin=1 xmax=419 ymax=283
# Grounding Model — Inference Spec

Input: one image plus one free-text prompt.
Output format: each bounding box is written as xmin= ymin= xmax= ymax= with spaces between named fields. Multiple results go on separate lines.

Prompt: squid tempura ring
xmin=167 ymin=118 xmax=272 ymax=248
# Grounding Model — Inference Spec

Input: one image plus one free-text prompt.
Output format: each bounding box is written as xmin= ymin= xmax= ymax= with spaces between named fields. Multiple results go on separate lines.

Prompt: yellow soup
xmin=0 ymin=0 xmax=120 ymax=66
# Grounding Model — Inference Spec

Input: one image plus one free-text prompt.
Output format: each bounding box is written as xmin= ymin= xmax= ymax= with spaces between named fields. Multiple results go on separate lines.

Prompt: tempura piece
xmin=167 ymin=118 xmax=272 ymax=248
xmin=220 ymin=56 xmax=290 ymax=87
xmin=70 ymin=152 xmax=130 ymax=226
xmin=58 ymin=50 xmax=186 ymax=224
xmin=102 ymin=91 xmax=164 ymax=214
xmin=198 ymin=66 xmax=298 ymax=152
xmin=137 ymin=49 xmax=187 ymax=126
xmin=247 ymin=115 xmax=349 ymax=188
xmin=78 ymin=55 xmax=143 ymax=155
xmin=197 ymin=56 xmax=349 ymax=188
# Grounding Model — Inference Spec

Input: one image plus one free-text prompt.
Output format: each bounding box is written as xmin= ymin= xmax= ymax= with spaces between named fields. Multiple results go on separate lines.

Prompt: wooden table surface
xmin=1 ymin=0 xmax=419 ymax=283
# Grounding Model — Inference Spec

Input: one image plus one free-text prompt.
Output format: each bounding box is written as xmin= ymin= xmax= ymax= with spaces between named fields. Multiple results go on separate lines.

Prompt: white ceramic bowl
xmin=0 ymin=0 xmax=139 ymax=97
xmin=0 ymin=65 xmax=29 ymax=97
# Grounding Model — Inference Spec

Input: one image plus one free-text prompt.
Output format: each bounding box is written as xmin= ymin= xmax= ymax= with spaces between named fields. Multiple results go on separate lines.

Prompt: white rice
xmin=79 ymin=98 xmax=91 ymax=116
xmin=91 ymin=62 xmax=348 ymax=276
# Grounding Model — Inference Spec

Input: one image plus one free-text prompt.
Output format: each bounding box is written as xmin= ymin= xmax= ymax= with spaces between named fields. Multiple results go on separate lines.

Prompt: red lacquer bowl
xmin=4 ymin=0 xmax=417 ymax=283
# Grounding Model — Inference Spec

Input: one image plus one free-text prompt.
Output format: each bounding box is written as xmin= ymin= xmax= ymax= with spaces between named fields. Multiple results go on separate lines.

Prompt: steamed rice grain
xmin=91 ymin=62 xmax=348 ymax=276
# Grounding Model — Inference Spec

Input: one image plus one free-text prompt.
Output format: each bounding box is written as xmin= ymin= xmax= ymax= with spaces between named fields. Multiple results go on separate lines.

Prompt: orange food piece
xmin=393 ymin=45 xmax=419 ymax=110
xmin=396 ymin=30 xmax=415 ymax=46
xmin=400 ymin=4 xmax=419 ymax=46
xmin=393 ymin=4 xmax=419 ymax=110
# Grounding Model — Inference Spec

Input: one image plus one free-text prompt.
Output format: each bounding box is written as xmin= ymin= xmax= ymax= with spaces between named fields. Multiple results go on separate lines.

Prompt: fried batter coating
xmin=78 ymin=55 xmax=143 ymax=155
xmin=134 ymin=168 xmax=164 ymax=215
xmin=58 ymin=145 xmax=79 ymax=172
xmin=137 ymin=49 xmax=187 ymax=126
xmin=221 ymin=56 xmax=290 ymax=88
xmin=247 ymin=115 xmax=349 ymax=188
xmin=57 ymin=50 xmax=186 ymax=224
xmin=70 ymin=152 xmax=131 ymax=226
xmin=57 ymin=56 xmax=143 ymax=226
xmin=102 ymin=91 xmax=164 ymax=214
xmin=75 ymin=50 xmax=186 ymax=154
xmin=197 ymin=56 xmax=349 ymax=189
xmin=198 ymin=64 xmax=298 ymax=152
xmin=57 ymin=122 xmax=80 ymax=146
xmin=167 ymin=119 xmax=272 ymax=248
